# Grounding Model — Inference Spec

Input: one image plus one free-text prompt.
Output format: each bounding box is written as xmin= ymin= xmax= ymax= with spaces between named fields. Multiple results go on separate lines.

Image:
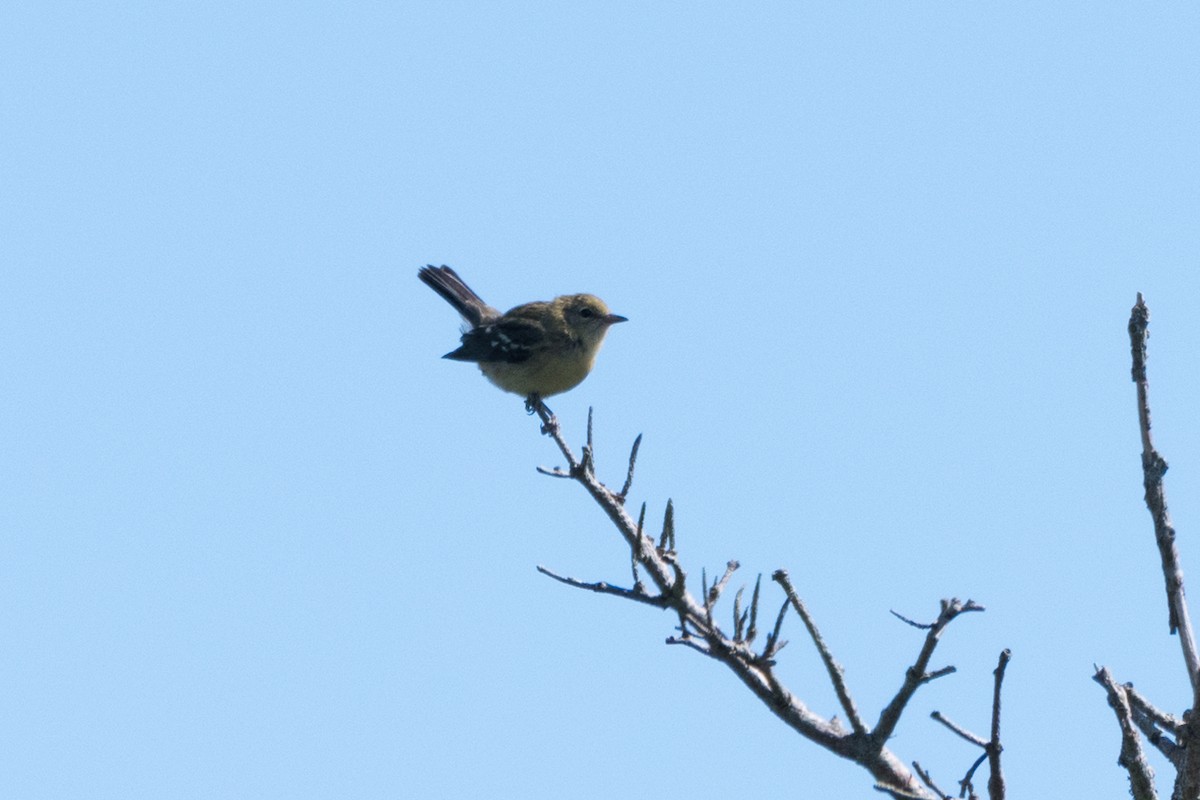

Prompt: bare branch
xmin=987 ymin=649 xmax=1010 ymax=800
xmin=912 ymin=762 xmax=951 ymax=800
xmin=707 ymin=560 xmax=739 ymax=610
xmin=874 ymin=782 xmax=935 ymax=800
xmin=733 ymin=585 xmax=747 ymax=641
xmin=924 ymin=666 xmax=956 ymax=682
xmin=536 ymin=565 xmax=669 ymax=610
xmin=958 ymin=753 xmax=988 ymax=799
xmin=930 ymin=711 xmax=987 ymax=748
xmin=762 ymin=597 xmax=790 ymax=662
xmin=535 ymin=465 xmax=573 ymax=479
xmin=531 ymin=398 xmax=581 ymax=475
xmin=529 ymin=404 xmax=939 ymax=799
xmin=659 ymin=498 xmax=675 ymax=553
xmin=666 ymin=635 xmax=711 ymax=656
xmin=580 ymin=406 xmax=595 ymax=475
xmin=1130 ymin=705 xmax=1183 ymax=768
xmin=874 ymin=599 xmax=984 ymax=746
xmin=746 ymin=574 xmax=762 ymax=645
xmin=1128 ymin=294 xmax=1200 ymax=689
xmin=926 ymin=652 xmax=1007 ymax=800
xmin=891 ymin=609 xmax=933 ymax=629
xmin=1094 ymin=666 xmax=1159 ymax=800
xmin=616 ymin=433 xmax=642 ymax=503
xmin=1125 ymin=684 xmax=1181 ymax=735
xmin=1116 ymin=683 xmax=1184 ymax=766
xmin=774 ymin=569 xmax=867 ymax=735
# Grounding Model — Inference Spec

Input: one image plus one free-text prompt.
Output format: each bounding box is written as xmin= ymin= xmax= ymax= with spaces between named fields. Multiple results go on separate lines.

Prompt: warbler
xmin=418 ymin=265 xmax=627 ymax=399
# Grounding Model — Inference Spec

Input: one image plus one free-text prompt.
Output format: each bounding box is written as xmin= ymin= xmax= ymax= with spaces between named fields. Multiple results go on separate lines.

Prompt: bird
xmin=418 ymin=265 xmax=627 ymax=401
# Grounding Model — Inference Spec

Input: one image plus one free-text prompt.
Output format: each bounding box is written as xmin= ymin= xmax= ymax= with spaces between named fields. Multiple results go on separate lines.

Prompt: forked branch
xmin=528 ymin=397 xmax=1002 ymax=798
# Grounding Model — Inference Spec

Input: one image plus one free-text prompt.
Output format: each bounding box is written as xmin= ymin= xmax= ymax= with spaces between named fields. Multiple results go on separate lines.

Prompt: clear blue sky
xmin=4 ymin=3 xmax=1200 ymax=798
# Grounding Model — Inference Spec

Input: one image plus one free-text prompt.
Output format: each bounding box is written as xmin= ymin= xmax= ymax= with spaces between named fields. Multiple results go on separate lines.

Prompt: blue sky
xmin=4 ymin=3 xmax=1200 ymax=798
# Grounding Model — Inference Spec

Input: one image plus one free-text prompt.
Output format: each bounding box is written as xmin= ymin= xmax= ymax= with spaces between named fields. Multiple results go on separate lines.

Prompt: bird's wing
xmin=443 ymin=316 xmax=544 ymax=363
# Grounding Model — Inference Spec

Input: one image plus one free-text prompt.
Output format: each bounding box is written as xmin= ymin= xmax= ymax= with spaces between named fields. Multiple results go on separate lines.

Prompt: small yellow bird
xmin=418 ymin=265 xmax=627 ymax=399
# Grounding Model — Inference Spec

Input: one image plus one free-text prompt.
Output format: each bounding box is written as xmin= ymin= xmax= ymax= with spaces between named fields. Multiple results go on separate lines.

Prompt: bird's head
xmin=559 ymin=294 xmax=627 ymax=348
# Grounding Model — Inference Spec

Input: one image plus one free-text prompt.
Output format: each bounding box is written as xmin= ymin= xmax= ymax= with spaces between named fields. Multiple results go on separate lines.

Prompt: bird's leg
xmin=526 ymin=394 xmax=559 ymax=434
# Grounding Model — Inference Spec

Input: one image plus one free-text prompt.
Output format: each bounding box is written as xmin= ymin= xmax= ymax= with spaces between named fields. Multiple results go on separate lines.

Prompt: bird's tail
xmin=418 ymin=265 xmax=498 ymax=326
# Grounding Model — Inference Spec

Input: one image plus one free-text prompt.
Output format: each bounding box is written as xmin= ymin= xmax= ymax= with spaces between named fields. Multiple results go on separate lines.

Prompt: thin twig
xmin=531 ymin=398 xmax=581 ymax=475
xmin=891 ymin=609 xmax=933 ymax=629
xmin=536 ymin=566 xmax=669 ymax=609
xmin=616 ymin=433 xmax=642 ymax=503
xmin=875 ymin=600 xmax=984 ymax=747
xmin=535 ymin=465 xmax=573 ymax=479
xmin=659 ymin=498 xmax=675 ymax=552
xmin=746 ymin=574 xmax=762 ymax=645
xmin=987 ymin=650 xmax=1009 ymax=800
xmin=873 ymin=782 xmax=934 ymax=800
xmin=762 ymin=597 xmax=790 ymax=661
xmin=666 ymin=635 xmax=711 ymax=656
xmin=912 ymin=762 xmax=951 ymax=800
xmin=708 ymin=560 xmax=739 ymax=609
xmin=930 ymin=711 xmax=987 ymax=748
xmin=958 ymin=752 xmax=988 ymax=799
xmin=774 ymin=569 xmax=867 ymax=735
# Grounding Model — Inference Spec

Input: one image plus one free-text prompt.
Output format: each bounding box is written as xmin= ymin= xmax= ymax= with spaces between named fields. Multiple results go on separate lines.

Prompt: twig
xmin=707 ymin=560 xmax=739 ymax=610
xmin=1129 ymin=705 xmax=1183 ymax=768
xmin=761 ymin=597 xmax=790 ymax=662
xmin=616 ymin=433 xmax=642 ymax=503
xmin=912 ymin=762 xmax=950 ymax=800
xmin=531 ymin=398 xmax=581 ymax=475
xmin=774 ymin=569 xmax=867 ymax=735
xmin=875 ymin=599 xmax=984 ymax=746
xmin=580 ymin=407 xmax=595 ymax=476
xmin=659 ymin=498 xmax=675 ymax=552
xmin=746 ymin=574 xmax=762 ymax=645
xmin=958 ymin=753 xmax=987 ymax=799
xmin=536 ymin=565 xmax=669 ymax=609
xmin=1125 ymin=684 xmax=1181 ymax=735
xmin=987 ymin=649 xmax=1009 ymax=800
xmin=535 ymin=465 xmax=573 ymax=479
xmin=930 ymin=711 xmax=987 ymax=747
xmin=732 ymin=586 xmax=744 ymax=640
xmin=874 ymin=782 xmax=935 ymax=800
xmin=891 ymin=609 xmax=933 ymax=629
xmin=666 ymin=635 xmax=711 ymax=656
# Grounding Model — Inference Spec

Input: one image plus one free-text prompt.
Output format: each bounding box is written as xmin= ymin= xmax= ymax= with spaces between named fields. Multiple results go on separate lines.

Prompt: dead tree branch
xmin=987 ymin=650 xmax=1009 ymax=800
xmin=875 ymin=599 xmax=984 ymax=746
xmin=1094 ymin=294 xmax=1200 ymax=798
xmin=1128 ymin=293 xmax=1200 ymax=685
xmin=1094 ymin=667 xmax=1158 ymax=800
xmin=528 ymin=398 xmax=1000 ymax=799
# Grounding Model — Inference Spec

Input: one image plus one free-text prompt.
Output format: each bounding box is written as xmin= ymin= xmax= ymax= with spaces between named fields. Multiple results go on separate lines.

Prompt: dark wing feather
xmin=443 ymin=316 xmax=543 ymax=363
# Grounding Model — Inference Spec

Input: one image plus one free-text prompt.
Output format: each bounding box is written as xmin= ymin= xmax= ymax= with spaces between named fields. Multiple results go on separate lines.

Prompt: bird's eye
xmin=579 ymin=307 xmax=595 ymax=318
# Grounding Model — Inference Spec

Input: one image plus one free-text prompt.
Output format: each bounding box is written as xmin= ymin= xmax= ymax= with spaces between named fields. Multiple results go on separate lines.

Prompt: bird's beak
xmin=604 ymin=313 xmax=628 ymax=325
